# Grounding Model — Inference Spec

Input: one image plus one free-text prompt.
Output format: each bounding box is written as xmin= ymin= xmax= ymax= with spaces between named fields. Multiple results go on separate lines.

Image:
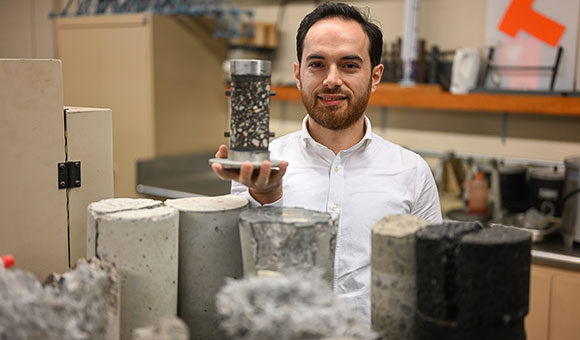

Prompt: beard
xmin=300 ymin=77 xmax=372 ymax=130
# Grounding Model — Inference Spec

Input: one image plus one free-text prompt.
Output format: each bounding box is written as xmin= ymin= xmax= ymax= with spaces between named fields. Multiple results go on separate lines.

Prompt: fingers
xmin=211 ymin=158 xmax=286 ymax=198
xmin=235 ymin=160 xmax=277 ymax=190
xmin=269 ymin=161 xmax=288 ymax=183
xmin=211 ymin=162 xmax=241 ymax=181
xmin=215 ymin=144 xmax=228 ymax=158
xmin=254 ymin=161 xmax=272 ymax=187
xmin=211 ymin=162 xmax=229 ymax=181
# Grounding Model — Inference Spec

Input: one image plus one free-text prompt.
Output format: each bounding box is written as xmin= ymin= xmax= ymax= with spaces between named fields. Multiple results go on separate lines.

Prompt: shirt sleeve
xmin=231 ymin=180 xmax=284 ymax=208
xmin=412 ymin=157 xmax=443 ymax=224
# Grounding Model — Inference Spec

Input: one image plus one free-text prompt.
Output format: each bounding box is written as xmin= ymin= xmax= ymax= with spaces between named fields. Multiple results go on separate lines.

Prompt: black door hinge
xmin=58 ymin=161 xmax=81 ymax=189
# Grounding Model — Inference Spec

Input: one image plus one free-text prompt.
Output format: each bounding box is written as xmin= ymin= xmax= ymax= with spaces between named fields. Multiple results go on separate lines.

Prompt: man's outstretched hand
xmin=211 ymin=144 xmax=288 ymax=205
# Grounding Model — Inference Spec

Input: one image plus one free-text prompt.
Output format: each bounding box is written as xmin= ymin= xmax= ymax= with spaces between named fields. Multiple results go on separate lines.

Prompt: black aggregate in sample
xmin=229 ymin=74 xmax=271 ymax=152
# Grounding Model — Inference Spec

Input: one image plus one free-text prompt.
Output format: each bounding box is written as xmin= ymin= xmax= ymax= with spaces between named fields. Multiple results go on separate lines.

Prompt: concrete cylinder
xmin=371 ymin=214 xmax=428 ymax=339
xmin=88 ymin=198 xmax=179 ymax=340
xmin=165 ymin=194 xmax=248 ymax=340
xmin=87 ymin=198 xmax=162 ymax=258
xmin=238 ymin=207 xmax=337 ymax=282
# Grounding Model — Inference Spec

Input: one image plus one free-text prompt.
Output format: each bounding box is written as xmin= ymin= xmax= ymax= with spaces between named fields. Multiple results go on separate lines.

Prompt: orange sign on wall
xmin=498 ymin=0 xmax=565 ymax=47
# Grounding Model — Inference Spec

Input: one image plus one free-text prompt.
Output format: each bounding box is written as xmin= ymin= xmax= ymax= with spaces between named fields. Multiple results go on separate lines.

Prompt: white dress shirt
xmin=232 ymin=115 xmax=442 ymax=320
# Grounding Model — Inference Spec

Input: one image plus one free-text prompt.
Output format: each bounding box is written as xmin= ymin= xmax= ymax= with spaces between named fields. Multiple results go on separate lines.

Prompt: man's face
xmin=294 ymin=17 xmax=383 ymax=130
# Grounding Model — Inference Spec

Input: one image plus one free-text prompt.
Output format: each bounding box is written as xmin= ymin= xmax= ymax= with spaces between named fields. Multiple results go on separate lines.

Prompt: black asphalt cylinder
xmin=456 ymin=227 xmax=531 ymax=325
xmin=415 ymin=223 xmax=531 ymax=340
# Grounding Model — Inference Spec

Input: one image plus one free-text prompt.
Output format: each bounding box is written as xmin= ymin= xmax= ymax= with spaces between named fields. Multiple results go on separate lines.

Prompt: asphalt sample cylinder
xmin=415 ymin=317 xmax=526 ymax=340
xmin=229 ymin=59 xmax=272 ymax=162
xmin=415 ymin=223 xmax=531 ymax=340
xmin=165 ymin=194 xmax=248 ymax=340
xmin=371 ymin=214 xmax=428 ymax=339
xmin=88 ymin=198 xmax=179 ymax=340
xmin=238 ymin=207 xmax=337 ymax=282
xmin=456 ymin=227 xmax=531 ymax=324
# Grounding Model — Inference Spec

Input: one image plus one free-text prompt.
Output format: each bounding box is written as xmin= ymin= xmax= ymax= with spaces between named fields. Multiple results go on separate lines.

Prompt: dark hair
xmin=296 ymin=2 xmax=383 ymax=68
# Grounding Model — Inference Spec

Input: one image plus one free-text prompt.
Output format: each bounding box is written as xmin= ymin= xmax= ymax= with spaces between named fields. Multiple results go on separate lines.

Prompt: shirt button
xmin=330 ymin=204 xmax=337 ymax=211
xmin=334 ymin=167 xmax=339 ymax=173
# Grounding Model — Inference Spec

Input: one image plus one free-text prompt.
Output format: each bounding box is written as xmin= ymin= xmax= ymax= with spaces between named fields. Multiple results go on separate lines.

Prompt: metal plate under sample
xmin=229 ymin=150 xmax=270 ymax=162
xmin=209 ymin=157 xmax=283 ymax=170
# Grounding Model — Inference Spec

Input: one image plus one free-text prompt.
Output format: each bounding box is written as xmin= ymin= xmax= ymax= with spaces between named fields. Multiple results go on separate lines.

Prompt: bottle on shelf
xmin=468 ymin=172 xmax=489 ymax=215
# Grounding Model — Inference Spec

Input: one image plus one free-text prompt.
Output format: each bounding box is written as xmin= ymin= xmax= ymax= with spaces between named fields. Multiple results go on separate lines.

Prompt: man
xmin=212 ymin=2 xmax=442 ymax=320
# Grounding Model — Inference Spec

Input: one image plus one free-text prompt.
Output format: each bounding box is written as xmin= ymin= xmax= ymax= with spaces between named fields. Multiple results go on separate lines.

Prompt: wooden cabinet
xmin=526 ymin=264 xmax=580 ymax=340
xmin=527 ymin=265 xmax=553 ymax=340
xmin=549 ymin=272 xmax=580 ymax=339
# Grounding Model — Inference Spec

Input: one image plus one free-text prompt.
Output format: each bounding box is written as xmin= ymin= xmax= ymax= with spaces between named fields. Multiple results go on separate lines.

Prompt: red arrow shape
xmin=499 ymin=0 xmax=565 ymax=47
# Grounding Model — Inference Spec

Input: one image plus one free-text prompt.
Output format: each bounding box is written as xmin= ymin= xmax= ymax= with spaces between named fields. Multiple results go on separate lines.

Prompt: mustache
xmin=314 ymin=89 xmax=350 ymax=97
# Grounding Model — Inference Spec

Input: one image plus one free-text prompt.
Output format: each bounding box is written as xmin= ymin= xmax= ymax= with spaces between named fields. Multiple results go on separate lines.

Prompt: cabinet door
xmin=526 ymin=265 xmax=552 ymax=340
xmin=0 ymin=59 xmax=68 ymax=280
xmin=549 ymin=272 xmax=580 ymax=340
xmin=66 ymin=107 xmax=114 ymax=264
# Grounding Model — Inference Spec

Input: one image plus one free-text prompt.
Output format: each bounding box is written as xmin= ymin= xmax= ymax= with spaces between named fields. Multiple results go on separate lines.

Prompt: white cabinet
xmin=0 ymin=59 xmax=113 ymax=280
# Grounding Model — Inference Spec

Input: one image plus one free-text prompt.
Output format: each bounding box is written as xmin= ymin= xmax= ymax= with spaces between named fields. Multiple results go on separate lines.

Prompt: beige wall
xmin=233 ymin=0 xmax=487 ymax=85
xmin=2 ymin=0 xmax=580 ymax=167
xmin=241 ymin=0 xmax=580 ymax=164
xmin=55 ymin=14 xmax=229 ymax=198
xmin=0 ymin=0 xmax=58 ymax=58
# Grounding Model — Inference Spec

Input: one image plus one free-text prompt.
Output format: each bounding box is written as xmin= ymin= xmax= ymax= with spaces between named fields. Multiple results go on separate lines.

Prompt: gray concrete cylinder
xmin=371 ymin=214 xmax=428 ymax=339
xmin=87 ymin=198 xmax=179 ymax=340
xmin=238 ymin=207 xmax=337 ymax=282
xmin=87 ymin=198 xmax=162 ymax=258
xmin=165 ymin=194 xmax=248 ymax=340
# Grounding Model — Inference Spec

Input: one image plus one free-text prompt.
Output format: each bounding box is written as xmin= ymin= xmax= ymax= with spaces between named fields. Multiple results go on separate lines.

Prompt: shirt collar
xmin=300 ymin=114 xmax=373 ymax=149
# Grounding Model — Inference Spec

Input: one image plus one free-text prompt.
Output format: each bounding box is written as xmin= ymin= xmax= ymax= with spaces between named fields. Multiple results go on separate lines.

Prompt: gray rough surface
xmin=371 ymin=214 xmax=428 ymax=339
xmin=215 ymin=271 xmax=376 ymax=340
xmin=132 ymin=316 xmax=189 ymax=340
xmin=44 ymin=258 xmax=121 ymax=340
xmin=239 ymin=207 xmax=337 ymax=282
xmin=0 ymin=260 xmax=112 ymax=340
